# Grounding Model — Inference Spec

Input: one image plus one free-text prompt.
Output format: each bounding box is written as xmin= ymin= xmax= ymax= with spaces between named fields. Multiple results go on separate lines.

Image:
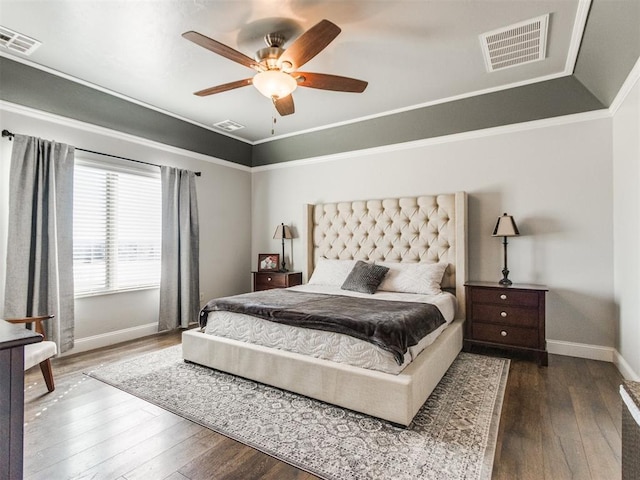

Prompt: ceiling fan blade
xmin=278 ymin=20 xmax=341 ymax=71
xmin=182 ymin=31 xmax=261 ymax=71
xmin=295 ymin=72 xmax=368 ymax=93
xmin=273 ymin=94 xmax=295 ymax=116
xmin=194 ymin=78 xmax=253 ymax=96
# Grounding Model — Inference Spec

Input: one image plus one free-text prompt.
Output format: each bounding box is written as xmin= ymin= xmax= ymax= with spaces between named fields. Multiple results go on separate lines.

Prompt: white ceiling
xmin=0 ymin=0 xmax=588 ymax=143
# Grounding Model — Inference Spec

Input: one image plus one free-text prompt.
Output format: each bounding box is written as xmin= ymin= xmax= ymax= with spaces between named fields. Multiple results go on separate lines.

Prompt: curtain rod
xmin=1 ymin=129 xmax=201 ymax=177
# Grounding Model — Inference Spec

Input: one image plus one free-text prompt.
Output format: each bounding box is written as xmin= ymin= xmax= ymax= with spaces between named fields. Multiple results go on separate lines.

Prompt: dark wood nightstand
xmin=464 ymin=281 xmax=548 ymax=366
xmin=252 ymin=271 xmax=302 ymax=291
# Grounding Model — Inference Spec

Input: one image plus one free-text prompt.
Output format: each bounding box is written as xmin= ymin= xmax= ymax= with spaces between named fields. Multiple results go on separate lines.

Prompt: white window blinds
xmin=73 ymin=162 xmax=162 ymax=296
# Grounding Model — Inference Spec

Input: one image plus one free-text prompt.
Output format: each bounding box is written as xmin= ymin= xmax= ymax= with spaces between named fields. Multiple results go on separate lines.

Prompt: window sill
xmin=74 ymin=286 xmax=160 ymax=299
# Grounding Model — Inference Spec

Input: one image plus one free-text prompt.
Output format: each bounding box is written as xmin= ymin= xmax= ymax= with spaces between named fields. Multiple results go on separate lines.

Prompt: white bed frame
xmin=183 ymin=192 xmax=467 ymax=426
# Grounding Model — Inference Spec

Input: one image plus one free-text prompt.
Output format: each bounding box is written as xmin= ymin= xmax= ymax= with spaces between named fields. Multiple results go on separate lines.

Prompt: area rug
xmin=86 ymin=346 xmax=509 ymax=480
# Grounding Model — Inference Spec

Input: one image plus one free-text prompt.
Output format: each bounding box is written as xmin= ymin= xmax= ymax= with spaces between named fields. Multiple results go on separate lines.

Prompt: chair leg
xmin=39 ymin=358 xmax=55 ymax=392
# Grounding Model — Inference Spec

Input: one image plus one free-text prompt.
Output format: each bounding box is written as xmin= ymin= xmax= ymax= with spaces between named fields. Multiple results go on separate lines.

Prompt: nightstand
xmin=252 ymin=271 xmax=302 ymax=291
xmin=464 ymin=281 xmax=548 ymax=366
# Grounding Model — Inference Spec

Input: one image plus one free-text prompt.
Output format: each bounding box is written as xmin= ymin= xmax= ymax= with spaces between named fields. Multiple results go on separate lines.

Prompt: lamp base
xmin=280 ymin=238 xmax=287 ymax=272
xmin=499 ymin=267 xmax=512 ymax=286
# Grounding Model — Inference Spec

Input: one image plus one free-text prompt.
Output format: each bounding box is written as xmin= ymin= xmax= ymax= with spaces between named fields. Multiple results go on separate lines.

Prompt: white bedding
xmin=202 ymin=284 xmax=457 ymax=374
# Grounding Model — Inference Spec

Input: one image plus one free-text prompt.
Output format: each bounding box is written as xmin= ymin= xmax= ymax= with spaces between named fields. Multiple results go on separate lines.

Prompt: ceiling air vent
xmin=213 ymin=120 xmax=245 ymax=132
xmin=0 ymin=25 xmax=41 ymax=55
xmin=480 ymin=14 xmax=549 ymax=72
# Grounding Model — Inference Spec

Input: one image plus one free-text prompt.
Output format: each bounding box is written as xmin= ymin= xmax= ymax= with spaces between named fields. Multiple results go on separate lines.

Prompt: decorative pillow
xmin=308 ymin=258 xmax=357 ymax=286
xmin=341 ymin=260 xmax=389 ymax=294
xmin=377 ymin=261 xmax=448 ymax=295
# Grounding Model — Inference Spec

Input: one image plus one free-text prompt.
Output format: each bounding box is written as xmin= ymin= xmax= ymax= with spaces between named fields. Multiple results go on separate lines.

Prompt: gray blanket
xmin=199 ymin=289 xmax=446 ymax=365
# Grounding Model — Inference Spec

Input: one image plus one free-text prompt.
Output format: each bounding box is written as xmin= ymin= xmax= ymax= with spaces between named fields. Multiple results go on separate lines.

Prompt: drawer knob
xmin=267 ymin=277 xmax=272 ymax=282
xmin=500 ymin=294 xmax=507 ymax=300
xmin=501 ymin=330 xmax=508 ymax=337
xmin=500 ymin=311 xmax=507 ymax=317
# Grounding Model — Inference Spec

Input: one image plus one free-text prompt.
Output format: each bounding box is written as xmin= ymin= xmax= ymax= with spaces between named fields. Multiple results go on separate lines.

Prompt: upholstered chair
xmin=5 ymin=315 xmax=57 ymax=392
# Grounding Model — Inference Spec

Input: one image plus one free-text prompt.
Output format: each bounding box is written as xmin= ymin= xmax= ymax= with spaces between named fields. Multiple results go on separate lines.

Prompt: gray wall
xmin=252 ymin=114 xmax=619 ymax=361
xmin=612 ymin=77 xmax=640 ymax=379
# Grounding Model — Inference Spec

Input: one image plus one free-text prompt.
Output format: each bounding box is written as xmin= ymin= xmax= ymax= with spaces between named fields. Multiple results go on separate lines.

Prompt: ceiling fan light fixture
xmin=252 ymin=70 xmax=297 ymax=99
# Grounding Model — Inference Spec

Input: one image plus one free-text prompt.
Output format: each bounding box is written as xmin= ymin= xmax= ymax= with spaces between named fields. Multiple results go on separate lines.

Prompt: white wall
xmin=0 ymin=104 xmax=252 ymax=354
xmin=252 ymin=115 xmax=617 ymax=355
xmin=613 ymin=76 xmax=640 ymax=380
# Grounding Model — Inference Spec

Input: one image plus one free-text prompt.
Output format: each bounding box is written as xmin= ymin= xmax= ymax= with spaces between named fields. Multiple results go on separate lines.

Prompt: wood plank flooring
xmin=22 ymin=333 xmax=623 ymax=479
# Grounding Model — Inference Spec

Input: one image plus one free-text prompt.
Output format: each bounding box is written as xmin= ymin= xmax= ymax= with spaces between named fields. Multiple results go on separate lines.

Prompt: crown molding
xmin=566 ymin=0 xmax=592 ymax=73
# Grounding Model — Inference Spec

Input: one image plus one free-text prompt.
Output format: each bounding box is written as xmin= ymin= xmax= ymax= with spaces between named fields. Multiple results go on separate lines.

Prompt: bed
xmin=182 ymin=192 xmax=468 ymax=426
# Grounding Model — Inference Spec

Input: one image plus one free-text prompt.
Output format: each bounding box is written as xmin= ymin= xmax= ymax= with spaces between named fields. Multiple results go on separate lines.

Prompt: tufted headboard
xmin=305 ymin=192 xmax=468 ymax=318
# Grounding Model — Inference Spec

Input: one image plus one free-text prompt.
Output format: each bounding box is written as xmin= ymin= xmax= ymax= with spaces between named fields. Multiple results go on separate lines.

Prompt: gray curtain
xmin=159 ymin=166 xmax=200 ymax=330
xmin=4 ymin=134 xmax=75 ymax=353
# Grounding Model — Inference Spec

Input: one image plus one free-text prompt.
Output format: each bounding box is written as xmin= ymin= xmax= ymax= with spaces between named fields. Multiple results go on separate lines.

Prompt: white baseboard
xmin=547 ymin=339 xmax=616 ymax=362
xmin=614 ymin=352 xmax=640 ymax=381
xmin=62 ymin=322 xmax=159 ymax=356
xmin=547 ymin=339 xmax=640 ymax=380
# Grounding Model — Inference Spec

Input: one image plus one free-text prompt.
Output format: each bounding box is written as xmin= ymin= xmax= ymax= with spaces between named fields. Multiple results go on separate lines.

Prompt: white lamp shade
xmin=253 ymin=71 xmax=297 ymax=99
xmin=492 ymin=213 xmax=519 ymax=237
xmin=273 ymin=224 xmax=293 ymax=240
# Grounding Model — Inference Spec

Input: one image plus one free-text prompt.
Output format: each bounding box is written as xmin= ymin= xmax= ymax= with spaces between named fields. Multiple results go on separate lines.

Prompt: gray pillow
xmin=341 ymin=261 xmax=389 ymax=294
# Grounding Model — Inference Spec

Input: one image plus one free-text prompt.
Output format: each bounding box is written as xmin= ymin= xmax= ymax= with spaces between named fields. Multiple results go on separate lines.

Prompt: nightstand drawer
xmin=470 ymin=288 xmax=539 ymax=307
xmin=252 ymin=271 xmax=302 ymax=291
xmin=472 ymin=323 xmax=539 ymax=348
xmin=471 ymin=304 xmax=538 ymax=327
xmin=254 ymin=273 xmax=287 ymax=289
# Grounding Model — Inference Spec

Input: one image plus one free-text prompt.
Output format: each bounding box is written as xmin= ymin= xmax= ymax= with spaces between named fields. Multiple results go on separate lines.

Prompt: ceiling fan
xmin=182 ymin=19 xmax=368 ymax=116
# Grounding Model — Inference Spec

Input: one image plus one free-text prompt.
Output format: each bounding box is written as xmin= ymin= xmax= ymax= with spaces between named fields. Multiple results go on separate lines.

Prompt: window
xmin=73 ymin=161 xmax=162 ymax=296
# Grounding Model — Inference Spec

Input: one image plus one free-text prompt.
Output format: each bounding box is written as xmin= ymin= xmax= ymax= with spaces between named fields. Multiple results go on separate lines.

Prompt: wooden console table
xmin=0 ymin=319 xmax=42 ymax=480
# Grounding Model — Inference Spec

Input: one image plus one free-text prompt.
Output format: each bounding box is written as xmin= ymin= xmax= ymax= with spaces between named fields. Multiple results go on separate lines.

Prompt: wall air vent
xmin=480 ymin=14 xmax=549 ymax=72
xmin=213 ymin=120 xmax=245 ymax=132
xmin=0 ymin=25 xmax=41 ymax=56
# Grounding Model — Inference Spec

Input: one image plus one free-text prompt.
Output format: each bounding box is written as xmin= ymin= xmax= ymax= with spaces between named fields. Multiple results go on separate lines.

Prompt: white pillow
xmin=377 ymin=261 xmax=448 ymax=295
xmin=308 ymin=258 xmax=357 ymax=286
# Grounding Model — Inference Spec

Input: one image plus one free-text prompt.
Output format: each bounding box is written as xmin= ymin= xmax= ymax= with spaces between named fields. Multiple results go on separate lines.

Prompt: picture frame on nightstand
xmin=258 ymin=253 xmax=279 ymax=272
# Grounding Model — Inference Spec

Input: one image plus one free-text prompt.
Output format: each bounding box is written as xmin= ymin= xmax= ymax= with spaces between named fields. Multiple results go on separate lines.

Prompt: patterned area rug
xmin=86 ymin=346 xmax=509 ymax=480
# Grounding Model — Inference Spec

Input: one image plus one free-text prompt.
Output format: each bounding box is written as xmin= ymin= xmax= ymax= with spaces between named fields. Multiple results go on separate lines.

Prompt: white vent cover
xmin=480 ymin=14 xmax=549 ymax=72
xmin=213 ymin=120 xmax=245 ymax=132
xmin=0 ymin=26 xmax=41 ymax=55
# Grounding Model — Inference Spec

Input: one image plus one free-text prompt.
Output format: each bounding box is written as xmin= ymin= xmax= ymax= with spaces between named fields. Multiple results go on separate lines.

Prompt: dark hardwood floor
xmin=22 ymin=333 xmax=623 ymax=479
